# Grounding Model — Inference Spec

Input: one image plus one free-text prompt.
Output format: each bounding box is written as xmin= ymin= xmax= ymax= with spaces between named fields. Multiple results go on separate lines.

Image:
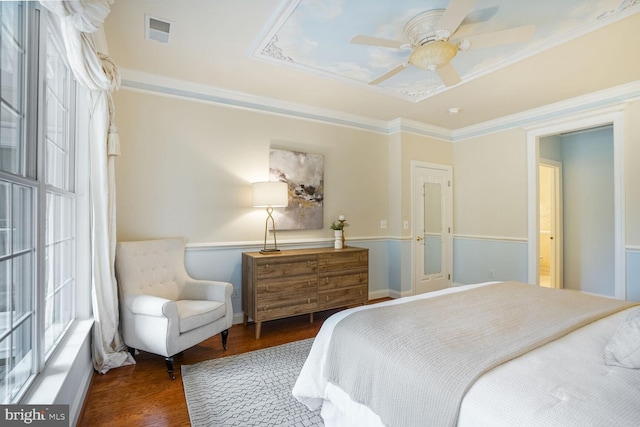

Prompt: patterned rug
xmin=182 ymin=338 xmax=323 ymax=426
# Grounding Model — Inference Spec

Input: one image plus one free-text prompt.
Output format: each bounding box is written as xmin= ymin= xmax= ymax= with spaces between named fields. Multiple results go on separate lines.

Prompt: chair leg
xmin=165 ymin=356 xmax=175 ymax=380
xmin=221 ymin=329 xmax=229 ymax=350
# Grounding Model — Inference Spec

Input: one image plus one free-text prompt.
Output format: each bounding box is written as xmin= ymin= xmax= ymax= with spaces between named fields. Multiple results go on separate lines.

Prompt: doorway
xmin=538 ymin=160 xmax=562 ymax=289
xmin=411 ymin=162 xmax=452 ymax=294
xmin=527 ymin=108 xmax=625 ymax=299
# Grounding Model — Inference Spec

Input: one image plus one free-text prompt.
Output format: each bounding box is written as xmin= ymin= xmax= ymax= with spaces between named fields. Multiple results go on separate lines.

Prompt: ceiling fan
xmin=350 ymin=0 xmax=535 ymax=87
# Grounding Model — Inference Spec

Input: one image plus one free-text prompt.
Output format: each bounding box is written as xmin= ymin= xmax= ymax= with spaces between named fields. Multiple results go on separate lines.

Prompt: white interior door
xmin=412 ymin=163 xmax=452 ymax=294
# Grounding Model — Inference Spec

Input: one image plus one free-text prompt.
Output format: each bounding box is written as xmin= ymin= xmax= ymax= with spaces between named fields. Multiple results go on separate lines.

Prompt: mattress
xmin=292 ymin=282 xmax=640 ymax=426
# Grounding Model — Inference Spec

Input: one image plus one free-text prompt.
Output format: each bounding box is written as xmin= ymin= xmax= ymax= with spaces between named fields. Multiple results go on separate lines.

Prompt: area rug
xmin=182 ymin=338 xmax=323 ymax=427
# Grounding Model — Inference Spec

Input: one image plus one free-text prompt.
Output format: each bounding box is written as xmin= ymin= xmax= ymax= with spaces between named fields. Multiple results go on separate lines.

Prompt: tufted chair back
xmin=116 ymin=238 xmax=189 ymax=302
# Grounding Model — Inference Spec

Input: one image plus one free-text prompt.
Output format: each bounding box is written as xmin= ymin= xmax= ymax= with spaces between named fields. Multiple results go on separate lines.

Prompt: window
xmin=43 ymin=17 xmax=75 ymax=358
xmin=0 ymin=2 xmax=77 ymax=403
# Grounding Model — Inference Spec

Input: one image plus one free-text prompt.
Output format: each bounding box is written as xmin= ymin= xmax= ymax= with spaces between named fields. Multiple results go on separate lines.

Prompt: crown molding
xmin=387 ymin=118 xmax=452 ymax=141
xmin=451 ymin=81 xmax=640 ymax=142
xmin=119 ymin=68 xmax=391 ymax=135
xmin=120 ymin=68 xmax=640 ymax=143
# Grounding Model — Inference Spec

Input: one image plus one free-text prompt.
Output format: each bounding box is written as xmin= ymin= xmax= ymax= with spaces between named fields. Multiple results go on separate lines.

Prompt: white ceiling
xmin=103 ymin=0 xmax=640 ymax=132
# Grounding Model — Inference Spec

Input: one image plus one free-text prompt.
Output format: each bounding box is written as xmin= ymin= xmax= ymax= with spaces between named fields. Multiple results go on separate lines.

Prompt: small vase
xmin=334 ymin=230 xmax=343 ymax=249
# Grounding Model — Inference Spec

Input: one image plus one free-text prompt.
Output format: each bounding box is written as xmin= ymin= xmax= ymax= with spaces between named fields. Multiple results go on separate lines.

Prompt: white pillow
xmin=605 ymin=308 xmax=640 ymax=369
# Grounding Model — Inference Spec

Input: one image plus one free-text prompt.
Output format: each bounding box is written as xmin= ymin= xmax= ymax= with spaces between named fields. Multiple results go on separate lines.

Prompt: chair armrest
xmin=182 ymin=280 xmax=232 ymax=302
xmin=128 ymin=294 xmax=177 ymax=318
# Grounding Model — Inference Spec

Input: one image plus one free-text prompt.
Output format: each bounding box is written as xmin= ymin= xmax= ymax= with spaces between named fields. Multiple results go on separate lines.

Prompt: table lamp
xmin=252 ymin=181 xmax=288 ymax=253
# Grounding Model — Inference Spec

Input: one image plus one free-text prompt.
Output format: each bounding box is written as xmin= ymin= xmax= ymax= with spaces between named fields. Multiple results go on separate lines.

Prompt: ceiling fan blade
xmin=437 ymin=0 xmax=477 ymax=35
xmin=369 ymin=63 xmax=410 ymax=85
xmin=350 ymin=35 xmax=408 ymax=49
xmin=461 ymin=25 xmax=536 ymax=50
xmin=436 ymin=63 xmax=461 ymax=87
xmin=461 ymin=6 xmax=499 ymax=26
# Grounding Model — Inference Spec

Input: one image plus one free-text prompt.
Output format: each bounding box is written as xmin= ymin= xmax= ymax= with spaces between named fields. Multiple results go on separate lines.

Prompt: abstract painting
xmin=269 ymin=148 xmax=324 ymax=230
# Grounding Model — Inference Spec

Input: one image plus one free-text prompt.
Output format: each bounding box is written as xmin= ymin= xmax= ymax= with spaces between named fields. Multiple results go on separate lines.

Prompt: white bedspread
xmin=292 ymin=283 xmax=640 ymax=427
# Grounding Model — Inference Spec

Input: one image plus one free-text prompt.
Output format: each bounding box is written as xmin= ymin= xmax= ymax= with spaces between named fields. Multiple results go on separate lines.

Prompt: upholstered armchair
xmin=115 ymin=238 xmax=233 ymax=379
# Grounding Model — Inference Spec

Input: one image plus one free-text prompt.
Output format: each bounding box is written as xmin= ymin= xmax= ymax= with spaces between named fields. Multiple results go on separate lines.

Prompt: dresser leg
xmin=255 ymin=321 xmax=262 ymax=339
xmin=243 ymin=313 xmax=248 ymax=328
xmin=309 ymin=313 xmax=314 ymax=323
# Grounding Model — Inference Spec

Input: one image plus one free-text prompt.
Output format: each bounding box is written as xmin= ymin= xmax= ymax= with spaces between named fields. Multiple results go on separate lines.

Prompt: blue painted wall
xmin=183 ymin=237 xmax=636 ymax=323
xmin=453 ymin=237 xmax=528 ymax=285
xmin=184 ymin=239 xmax=393 ymax=321
xmin=541 ymin=127 xmax=616 ymax=296
xmin=627 ymin=250 xmax=640 ymax=302
xmin=561 ymin=128 xmax=615 ymax=295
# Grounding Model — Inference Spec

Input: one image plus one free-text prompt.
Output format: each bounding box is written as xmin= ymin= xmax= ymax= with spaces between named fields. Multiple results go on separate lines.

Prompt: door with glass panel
xmin=412 ymin=163 xmax=452 ymax=294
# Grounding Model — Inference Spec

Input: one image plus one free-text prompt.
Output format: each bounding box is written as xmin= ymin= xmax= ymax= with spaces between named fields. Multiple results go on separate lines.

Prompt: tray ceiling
xmin=253 ymin=0 xmax=637 ymax=102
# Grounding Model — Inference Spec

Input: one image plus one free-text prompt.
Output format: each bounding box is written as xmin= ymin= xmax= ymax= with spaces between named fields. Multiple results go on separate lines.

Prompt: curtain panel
xmin=39 ymin=0 xmax=134 ymax=373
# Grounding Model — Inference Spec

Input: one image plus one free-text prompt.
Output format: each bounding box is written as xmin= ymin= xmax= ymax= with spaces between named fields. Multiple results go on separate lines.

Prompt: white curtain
xmin=40 ymin=0 xmax=135 ymax=373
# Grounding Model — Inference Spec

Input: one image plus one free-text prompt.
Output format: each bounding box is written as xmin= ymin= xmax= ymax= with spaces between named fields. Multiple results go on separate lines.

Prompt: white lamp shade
xmin=252 ymin=181 xmax=288 ymax=207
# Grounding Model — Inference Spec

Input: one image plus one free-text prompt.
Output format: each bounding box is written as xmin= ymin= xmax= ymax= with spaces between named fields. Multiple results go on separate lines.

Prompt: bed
xmin=293 ymin=281 xmax=640 ymax=427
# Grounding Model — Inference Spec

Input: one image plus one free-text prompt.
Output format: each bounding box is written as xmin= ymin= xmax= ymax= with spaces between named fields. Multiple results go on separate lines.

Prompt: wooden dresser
xmin=242 ymin=246 xmax=369 ymax=338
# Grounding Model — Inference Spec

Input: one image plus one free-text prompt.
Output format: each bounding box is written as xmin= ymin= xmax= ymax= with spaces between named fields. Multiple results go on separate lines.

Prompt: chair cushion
xmin=176 ymin=300 xmax=227 ymax=333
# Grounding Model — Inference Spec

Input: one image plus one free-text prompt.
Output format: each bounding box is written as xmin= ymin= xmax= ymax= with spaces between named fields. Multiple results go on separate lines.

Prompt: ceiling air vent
xmin=145 ymin=14 xmax=172 ymax=43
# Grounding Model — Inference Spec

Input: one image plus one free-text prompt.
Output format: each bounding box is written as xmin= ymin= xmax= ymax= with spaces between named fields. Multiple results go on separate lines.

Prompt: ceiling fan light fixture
xmin=409 ymin=40 xmax=458 ymax=70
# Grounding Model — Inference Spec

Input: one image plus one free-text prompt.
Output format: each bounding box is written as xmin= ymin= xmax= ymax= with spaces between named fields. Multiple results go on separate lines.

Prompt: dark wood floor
xmin=77 ymin=307 xmax=355 ymax=426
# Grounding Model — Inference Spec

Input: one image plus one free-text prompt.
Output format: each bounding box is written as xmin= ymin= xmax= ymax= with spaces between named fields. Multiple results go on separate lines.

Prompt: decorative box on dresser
xmin=242 ymin=246 xmax=369 ymax=339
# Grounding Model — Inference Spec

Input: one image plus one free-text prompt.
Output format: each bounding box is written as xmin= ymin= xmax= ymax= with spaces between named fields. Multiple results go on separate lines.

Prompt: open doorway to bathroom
xmin=538 ymin=126 xmax=614 ymax=294
xmin=539 ymin=160 xmax=562 ymax=289
xmin=529 ymin=111 xmax=623 ymax=299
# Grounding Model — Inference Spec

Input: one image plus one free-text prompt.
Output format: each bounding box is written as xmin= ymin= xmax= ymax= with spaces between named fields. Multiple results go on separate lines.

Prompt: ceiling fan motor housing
xmin=404 ymin=10 xmax=446 ymax=46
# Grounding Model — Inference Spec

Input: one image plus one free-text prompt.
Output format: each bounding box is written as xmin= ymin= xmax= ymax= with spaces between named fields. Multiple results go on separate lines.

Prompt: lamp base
xmin=260 ymin=248 xmax=281 ymax=254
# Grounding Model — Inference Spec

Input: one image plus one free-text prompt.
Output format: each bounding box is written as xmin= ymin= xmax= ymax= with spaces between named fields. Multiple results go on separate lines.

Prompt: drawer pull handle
xmin=264 ymin=305 xmax=269 ymax=311
xmin=308 ymin=260 xmax=311 ymax=267
xmin=326 ymin=277 xmax=329 ymax=283
xmin=307 ymin=298 xmax=310 ymax=304
xmin=326 ymin=296 xmax=329 ymax=301
xmin=266 ymin=284 xmax=269 ymax=291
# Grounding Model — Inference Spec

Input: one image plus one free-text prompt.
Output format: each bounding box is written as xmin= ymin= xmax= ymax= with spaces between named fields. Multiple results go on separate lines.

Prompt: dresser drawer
xmin=317 ymin=251 xmax=368 ymax=273
xmin=255 ymin=304 xmax=318 ymax=322
xmin=256 ymin=273 xmax=317 ymax=319
xmin=317 ymin=285 xmax=367 ymax=310
xmin=256 ymin=291 xmax=318 ymax=321
xmin=318 ymin=271 xmax=368 ymax=291
xmin=255 ymin=256 xmax=317 ymax=279
xmin=257 ymin=275 xmax=318 ymax=294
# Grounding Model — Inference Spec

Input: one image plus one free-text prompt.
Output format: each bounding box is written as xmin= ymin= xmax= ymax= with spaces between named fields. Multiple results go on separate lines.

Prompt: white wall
xmin=113 ymin=86 xmax=640 ymax=302
xmin=114 ymin=90 xmax=391 ymax=244
xmin=451 ymin=129 xmax=529 ymax=284
xmin=113 ymin=88 xmax=451 ymax=307
xmin=452 ymin=128 xmax=529 ymax=239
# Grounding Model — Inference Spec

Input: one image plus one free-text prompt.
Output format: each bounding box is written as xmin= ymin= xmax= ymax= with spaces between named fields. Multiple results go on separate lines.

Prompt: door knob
xmin=416 ymin=236 xmax=423 ymax=241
